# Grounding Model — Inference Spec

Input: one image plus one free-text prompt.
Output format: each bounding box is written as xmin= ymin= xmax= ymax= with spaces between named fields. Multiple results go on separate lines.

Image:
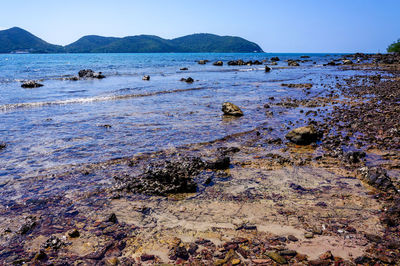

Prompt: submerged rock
xmin=286 ymin=125 xmax=322 ymax=145
xmin=21 ymin=80 xmax=44 ymax=88
xmin=222 ymin=102 xmax=244 ymax=116
xmin=78 ymin=69 xmax=105 ymax=79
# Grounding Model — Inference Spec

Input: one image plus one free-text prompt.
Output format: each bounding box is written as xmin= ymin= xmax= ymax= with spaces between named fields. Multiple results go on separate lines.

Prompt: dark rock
xmin=107 ymin=213 xmax=119 ymax=224
xmin=198 ymin=60 xmax=208 ymax=65
xmin=141 ymin=254 xmax=155 ymax=261
xmin=288 ymin=60 xmax=300 ymax=66
xmin=286 ymin=125 xmax=322 ymax=145
xmin=265 ymin=66 xmax=271 ymax=72
xmin=365 ymin=233 xmax=382 ymax=243
xmin=345 ymin=151 xmax=366 ymax=164
xmin=188 ymin=243 xmax=198 ymax=255
xmin=289 ymin=183 xmax=307 ymax=192
xmin=213 ymin=61 xmax=223 ymax=66
xmin=354 ymin=256 xmax=372 ymax=264
xmin=279 ymin=250 xmax=297 ymax=256
xmin=114 ymin=156 xmax=204 ymax=195
xmin=0 ymin=142 xmax=6 ymax=150
xmin=78 ymin=69 xmax=105 ymax=79
xmin=300 ymin=55 xmax=310 ymax=58
xmin=271 ymin=57 xmax=280 ymax=61
xmin=266 ymin=251 xmax=287 ymax=264
xmin=180 ymin=77 xmax=194 ymax=83
xmin=222 ymin=102 xmax=244 ymax=116
xmin=325 ymin=61 xmax=337 ymax=66
xmin=281 ymin=83 xmax=312 ymax=89
xmin=175 ymin=246 xmax=189 ymax=260
xmin=33 ymin=250 xmax=47 ymax=261
xmin=142 ymin=75 xmax=150 ymax=81
xmin=21 ymin=80 xmax=43 ymax=88
xmin=180 ymin=67 xmax=188 ymax=71
xmin=68 ymin=229 xmax=80 ymax=238
xmin=217 ymin=146 xmax=240 ymax=155
xmin=316 ymin=201 xmax=327 ymax=207
xmin=287 ymin=235 xmax=298 ymax=242
xmin=207 ymin=156 xmax=230 ymax=170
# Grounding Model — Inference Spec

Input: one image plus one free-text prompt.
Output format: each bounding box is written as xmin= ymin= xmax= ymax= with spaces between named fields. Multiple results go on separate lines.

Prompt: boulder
xmin=286 ymin=125 xmax=322 ymax=145
xmin=21 ymin=80 xmax=44 ymax=88
xmin=213 ymin=61 xmax=223 ymax=66
xmin=358 ymin=167 xmax=396 ymax=192
xmin=265 ymin=66 xmax=271 ymax=72
xmin=78 ymin=69 xmax=105 ymax=79
xmin=288 ymin=61 xmax=300 ymax=67
xmin=142 ymin=75 xmax=150 ymax=81
xmin=271 ymin=57 xmax=280 ymax=61
xmin=222 ymin=102 xmax=244 ymax=116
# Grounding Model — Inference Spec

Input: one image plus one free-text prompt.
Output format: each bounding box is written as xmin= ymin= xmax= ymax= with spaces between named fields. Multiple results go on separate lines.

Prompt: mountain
xmin=0 ymin=27 xmax=264 ymax=53
xmin=0 ymin=27 xmax=63 ymax=53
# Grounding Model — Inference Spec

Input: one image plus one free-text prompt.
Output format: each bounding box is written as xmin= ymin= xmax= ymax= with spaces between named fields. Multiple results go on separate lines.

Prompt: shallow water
xmin=0 ymin=53 xmax=350 ymax=179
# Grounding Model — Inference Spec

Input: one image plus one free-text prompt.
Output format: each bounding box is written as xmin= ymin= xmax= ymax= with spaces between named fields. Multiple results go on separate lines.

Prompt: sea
xmin=0 ymin=53 xmax=350 ymax=180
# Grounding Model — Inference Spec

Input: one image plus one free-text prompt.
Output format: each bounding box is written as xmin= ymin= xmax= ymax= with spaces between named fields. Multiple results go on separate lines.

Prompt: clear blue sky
xmin=1 ymin=0 xmax=399 ymax=53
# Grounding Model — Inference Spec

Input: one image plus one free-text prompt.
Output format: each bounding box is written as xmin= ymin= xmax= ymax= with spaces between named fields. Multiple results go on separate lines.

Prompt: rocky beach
xmin=0 ymin=53 xmax=399 ymax=265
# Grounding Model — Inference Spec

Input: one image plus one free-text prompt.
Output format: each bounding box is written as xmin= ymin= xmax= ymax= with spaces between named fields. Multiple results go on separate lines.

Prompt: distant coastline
xmin=0 ymin=27 xmax=264 ymax=54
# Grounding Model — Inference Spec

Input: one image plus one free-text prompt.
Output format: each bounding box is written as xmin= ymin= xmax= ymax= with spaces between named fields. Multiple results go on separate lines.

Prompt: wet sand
xmin=0 ymin=54 xmax=399 ymax=265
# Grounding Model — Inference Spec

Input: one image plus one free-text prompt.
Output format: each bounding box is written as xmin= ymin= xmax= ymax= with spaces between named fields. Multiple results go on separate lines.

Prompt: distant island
xmin=0 ymin=27 xmax=264 ymax=54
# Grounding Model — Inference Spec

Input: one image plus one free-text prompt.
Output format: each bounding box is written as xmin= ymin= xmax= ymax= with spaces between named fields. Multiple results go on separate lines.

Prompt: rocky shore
xmin=0 ymin=54 xmax=399 ymax=265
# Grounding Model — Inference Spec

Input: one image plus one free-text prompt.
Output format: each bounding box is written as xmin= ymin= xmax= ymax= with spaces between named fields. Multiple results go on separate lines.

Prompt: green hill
xmin=0 ymin=27 xmax=264 ymax=53
xmin=0 ymin=27 xmax=63 ymax=53
xmin=171 ymin=33 xmax=263 ymax=53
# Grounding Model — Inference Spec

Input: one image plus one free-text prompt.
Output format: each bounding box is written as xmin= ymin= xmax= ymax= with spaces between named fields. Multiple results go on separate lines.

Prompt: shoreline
xmin=0 ymin=54 xmax=399 ymax=264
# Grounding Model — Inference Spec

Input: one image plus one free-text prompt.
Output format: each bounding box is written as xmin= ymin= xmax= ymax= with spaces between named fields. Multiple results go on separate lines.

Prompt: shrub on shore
xmin=387 ymin=39 xmax=400 ymax=53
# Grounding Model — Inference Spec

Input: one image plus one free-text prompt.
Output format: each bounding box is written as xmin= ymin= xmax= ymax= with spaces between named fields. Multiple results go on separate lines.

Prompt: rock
xmin=286 ymin=125 xmax=322 ymax=145
xmin=287 ymin=235 xmax=298 ymax=242
xmin=142 ymin=75 xmax=150 ymax=81
xmin=266 ymin=251 xmax=287 ymax=264
xmin=78 ymin=69 xmax=105 ymax=79
xmin=279 ymin=250 xmax=297 ymax=256
xmin=358 ymin=167 xmax=396 ymax=192
xmin=114 ymin=156 xmax=203 ymax=195
xmin=271 ymin=57 xmax=280 ymax=61
xmin=222 ymin=102 xmax=244 ymax=116
xmin=68 ymin=229 xmax=80 ymax=238
xmin=231 ymin=259 xmax=241 ymax=265
xmin=325 ymin=61 xmax=337 ymax=66
xmin=140 ymin=254 xmax=155 ymax=261
xmin=180 ymin=67 xmax=188 ymax=71
xmin=265 ymin=66 xmax=271 ymax=72
xmin=21 ymin=80 xmax=44 ymax=88
xmin=345 ymin=151 xmax=366 ymax=164
xmin=33 ymin=250 xmax=47 ymax=261
xmin=107 ymin=213 xmax=119 ymax=224
xmin=288 ymin=61 xmax=300 ymax=66
xmin=198 ymin=60 xmax=208 ymax=65
xmin=213 ymin=61 xmax=223 ymax=66
xmin=342 ymin=59 xmax=353 ymax=65
xmin=180 ymin=77 xmax=194 ymax=83
xmin=304 ymin=232 xmax=314 ymax=239
xmin=206 ymin=156 xmax=230 ymax=170
xmin=319 ymin=251 xmax=333 ymax=260
xmin=270 ymin=61 xmax=278 ymax=65
xmin=67 ymin=76 xmax=79 ymax=81
xmin=18 ymin=216 xmax=36 ymax=235
xmin=301 ymin=55 xmax=310 ymax=58
xmin=0 ymin=142 xmax=6 ymax=150
xmin=42 ymin=235 xmax=64 ymax=250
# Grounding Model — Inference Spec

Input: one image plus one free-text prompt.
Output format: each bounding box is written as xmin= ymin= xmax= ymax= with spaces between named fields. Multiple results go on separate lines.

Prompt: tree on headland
xmin=387 ymin=39 xmax=400 ymax=53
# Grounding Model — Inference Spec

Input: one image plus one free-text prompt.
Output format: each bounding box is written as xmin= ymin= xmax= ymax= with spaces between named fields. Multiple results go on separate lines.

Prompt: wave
xmin=0 ymin=87 xmax=207 ymax=112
